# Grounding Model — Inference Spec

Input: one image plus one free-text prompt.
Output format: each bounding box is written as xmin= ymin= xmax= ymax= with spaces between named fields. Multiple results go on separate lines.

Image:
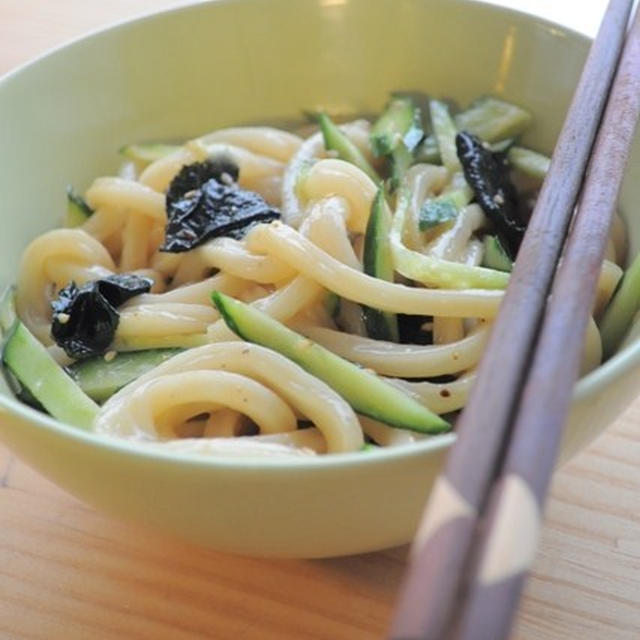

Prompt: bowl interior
xmin=1 ymin=0 xmax=639 ymax=556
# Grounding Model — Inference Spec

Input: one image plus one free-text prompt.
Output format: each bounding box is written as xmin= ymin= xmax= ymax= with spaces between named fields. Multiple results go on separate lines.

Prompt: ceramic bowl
xmin=1 ymin=0 xmax=639 ymax=558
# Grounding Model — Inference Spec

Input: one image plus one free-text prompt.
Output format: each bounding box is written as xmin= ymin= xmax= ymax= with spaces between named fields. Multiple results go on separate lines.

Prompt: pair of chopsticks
xmin=390 ymin=0 xmax=640 ymax=638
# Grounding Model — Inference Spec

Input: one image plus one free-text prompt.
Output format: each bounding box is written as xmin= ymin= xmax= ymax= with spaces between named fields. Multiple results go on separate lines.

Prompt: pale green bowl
xmin=1 ymin=0 xmax=639 ymax=558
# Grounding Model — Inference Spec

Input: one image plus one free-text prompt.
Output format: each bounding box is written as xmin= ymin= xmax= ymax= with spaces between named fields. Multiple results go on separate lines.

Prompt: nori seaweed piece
xmin=397 ymin=314 xmax=433 ymax=346
xmin=166 ymin=157 xmax=239 ymax=207
xmin=162 ymin=158 xmax=280 ymax=253
xmin=456 ymin=131 xmax=524 ymax=259
xmin=51 ymin=274 xmax=152 ymax=360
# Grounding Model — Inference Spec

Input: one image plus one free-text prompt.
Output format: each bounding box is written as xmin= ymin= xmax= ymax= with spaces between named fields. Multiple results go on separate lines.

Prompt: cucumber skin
xmin=317 ymin=113 xmax=380 ymax=183
xmin=482 ymin=235 xmax=513 ymax=273
xmin=2 ymin=322 xmax=98 ymax=429
xmin=68 ymin=348 xmax=182 ymax=402
xmin=370 ymin=97 xmax=423 ymax=157
xmin=362 ymin=188 xmax=399 ymax=342
xmin=65 ymin=187 xmax=93 ymax=228
xmin=416 ymin=96 xmax=532 ymax=164
xmin=600 ymin=251 xmax=640 ymax=359
xmin=0 ymin=286 xmax=17 ymax=335
xmin=507 ymin=146 xmax=550 ymax=180
xmin=212 ymin=292 xmax=449 ymax=434
xmin=429 ymin=100 xmax=461 ymax=173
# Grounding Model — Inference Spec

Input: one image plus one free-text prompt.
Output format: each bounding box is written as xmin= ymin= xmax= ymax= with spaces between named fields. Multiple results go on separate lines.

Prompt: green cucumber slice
xmin=507 ymin=146 xmax=550 ymax=180
xmin=429 ymin=100 xmax=461 ymax=173
xmin=482 ymin=235 xmax=513 ymax=272
xmin=65 ymin=187 xmax=93 ymax=228
xmin=317 ymin=112 xmax=380 ymax=183
xmin=211 ymin=292 xmax=449 ymax=434
xmin=362 ymin=187 xmax=399 ymax=341
xmin=2 ymin=322 xmax=98 ymax=429
xmin=600 ymin=251 xmax=640 ymax=359
xmin=68 ymin=348 xmax=182 ymax=402
xmin=370 ymin=96 xmax=423 ymax=156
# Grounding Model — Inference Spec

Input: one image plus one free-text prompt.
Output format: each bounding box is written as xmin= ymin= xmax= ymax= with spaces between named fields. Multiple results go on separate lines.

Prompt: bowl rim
xmin=0 ymin=0 xmax=633 ymax=472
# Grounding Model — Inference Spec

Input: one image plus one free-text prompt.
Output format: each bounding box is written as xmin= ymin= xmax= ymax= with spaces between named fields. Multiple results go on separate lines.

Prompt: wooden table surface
xmin=2 ymin=1 xmax=640 ymax=639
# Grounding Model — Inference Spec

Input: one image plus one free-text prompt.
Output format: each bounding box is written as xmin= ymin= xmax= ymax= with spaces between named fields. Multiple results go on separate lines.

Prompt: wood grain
xmin=1 ymin=2 xmax=639 ymax=639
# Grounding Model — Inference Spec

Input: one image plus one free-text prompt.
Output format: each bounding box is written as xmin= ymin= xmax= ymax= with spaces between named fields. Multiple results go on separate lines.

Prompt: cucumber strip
xmin=0 ymin=288 xmax=41 ymax=408
xmin=388 ymin=142 xmax=413 ymax=192
xmin=211 ymin=292 xmax=449 ymax=434
xmin=416 ymin=97 xmax=531 ymax=164
xmin=419 ymin=181 xmax=473 ymax=231
xmin=482 ymin=235 xmax=513 ymax=272
xmin=0 ymin=286 xmax=16 ymax=335
xmin=370 ymin=96 xmax=423 ymax=156
xmin=490 ymin=138 xmax=514 ymax=153
xmin=429 ymin=100 xmax=461 ymax=172
xmin=414 ymin=136 xmax=440 ymax=163
xmin=2 ymin=322 xmax=99 ymax=429
xmin=508 ymin=146 xmax=550 ymax=180
xmin=362 ymin=188 xmax=399 ymax=342
xmin=68 ymin=348 xmax=182 ymax=402
xmin=455 ymin=97 xmax=532 ymax=142
xmin=416 ymin=136 xmax=514 ymax=164
xmin=119 ymin=143 xmax=180 ymax=166
xmin=600 ymin=251 xmax=640 ymax=359
xmin=65 ymin=186 xmax=93 ymax=228
xmin=316 ymin=113 xmax=380 ymax=183
xmin=391 ymin=186 xmax=510 ymax=289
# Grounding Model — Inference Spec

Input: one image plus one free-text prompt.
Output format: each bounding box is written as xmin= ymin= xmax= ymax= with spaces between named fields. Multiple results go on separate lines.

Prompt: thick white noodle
xmin=390 ymin=373 xmax=476 ymax=414
xmin=594 ymin=260 xmax=623 ymax=317
xmin=198 ymin=237 xmax=295 ymax=283
xmin=297 ymin=159 xmax=377 ymax=234
xmin=246 ymin=223 xmax=503 ymax=318
xmin=198 ymin=127 xmax=303 ymax=162
xmin=359 ymin=415 xmax=429 ymax=447
xmin=86 ymin=177 xmax=166 ymax=222
xmin=427 ymin=204 xmax=487 ymax=261
xmin=16 ymin=229 xmax=115 ymax=343
xmin=118 ymin=303 xmax=218 ymax=337
xmin=406 ymin=164 xmax=449 ymax=250
xmin=281 ymin=120 xmax=372 ymax=228
xmin=145 ymin=435 xmax=321 ymax=458
xmin=139 ymin=141 xmax=284 ymax=199
xmin=95 ymin=343 xmax=364 ymax=453
xmin=300 ymin=324 xmax=490 ymax=378
xmin=128 ymin=274 xmax=247 ymax=306
xmin=300 ymin=196 xmax=362 ymax=269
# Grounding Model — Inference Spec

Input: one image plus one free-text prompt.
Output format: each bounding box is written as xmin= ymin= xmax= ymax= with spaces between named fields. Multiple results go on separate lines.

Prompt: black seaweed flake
xmin=456 ymin=131 xmax=524 ymax=259
xmin=166 ymin=157 xmax=240 ymax=207
xmin=397 ymin=314 xmax=433 ymax=345
xmin=162 ymin=158 xmax=280 ymax=253
xmin=51 ymin=274 xmax=152 ymax=360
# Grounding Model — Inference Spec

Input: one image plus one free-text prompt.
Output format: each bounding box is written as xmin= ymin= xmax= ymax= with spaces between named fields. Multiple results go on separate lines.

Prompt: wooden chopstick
xmin=451 ymin=6 xmax=640 ymax=638
xmin=389 ymin=0 xmax=637 ymax=638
